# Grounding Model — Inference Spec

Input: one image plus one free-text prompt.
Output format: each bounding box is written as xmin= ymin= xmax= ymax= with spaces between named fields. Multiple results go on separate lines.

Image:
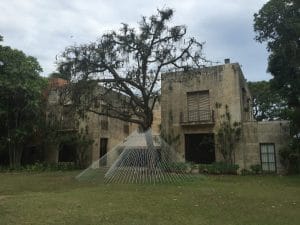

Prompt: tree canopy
xmin=248 ymin=80 xmax=287 ymax=121
xmin=58 ymin=8 xmax=207 ymax=131
xmin=254 ymin=0 xmax=300 ymax=173
xmin=254 ymin=0 xmax=300 ymax=128
xmin=0 ymin=36 xmax=46 ymax=167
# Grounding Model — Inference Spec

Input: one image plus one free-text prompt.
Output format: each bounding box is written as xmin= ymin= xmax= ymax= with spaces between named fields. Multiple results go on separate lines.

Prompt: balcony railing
xmin=180 ymin=110 xmax=214 ymax=125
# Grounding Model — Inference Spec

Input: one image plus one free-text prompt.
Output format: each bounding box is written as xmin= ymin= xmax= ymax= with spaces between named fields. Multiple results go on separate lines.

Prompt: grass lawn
xmin=0 ymin=171 xmax=299 ymax=225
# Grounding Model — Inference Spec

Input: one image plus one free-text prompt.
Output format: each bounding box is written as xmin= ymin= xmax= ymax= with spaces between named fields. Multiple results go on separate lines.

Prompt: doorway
xmin=185 ymin=133 xmax=215 ymax=164
xmin=99 ymin=138 xmax=108 ymax=165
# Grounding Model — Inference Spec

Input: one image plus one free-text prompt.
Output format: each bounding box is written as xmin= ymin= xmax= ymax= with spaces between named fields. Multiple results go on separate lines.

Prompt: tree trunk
xmin=9 ymin=142 xmax=22 ymax=168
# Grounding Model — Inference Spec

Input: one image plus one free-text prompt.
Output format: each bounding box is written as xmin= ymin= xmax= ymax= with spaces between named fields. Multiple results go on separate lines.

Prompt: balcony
xmin=180 ymin=110 xmax=215 ymax=126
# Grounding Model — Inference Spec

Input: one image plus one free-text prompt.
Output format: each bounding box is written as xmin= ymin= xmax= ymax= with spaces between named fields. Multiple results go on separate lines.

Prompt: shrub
xmin=279 ymin=139 xmax=300 ymax=174
xmin=250 ymin=164 xmax=262 ymax=174
xmin=241 ymin=169 xmax=252 ymax=176
xmin=0 ymin=162 xmax=80 ymax=172
xmin=163 ymin=162 xmax=191 ymax=173
xmin=198 ymin=162 xmax=239 ymax=175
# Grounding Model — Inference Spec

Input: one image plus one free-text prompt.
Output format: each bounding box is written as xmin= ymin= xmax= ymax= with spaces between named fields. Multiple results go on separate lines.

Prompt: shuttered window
xmin=260 ymin=143 xmax=276 ymax=173
xmin=187 ymin=91 xmax=210 ymax=121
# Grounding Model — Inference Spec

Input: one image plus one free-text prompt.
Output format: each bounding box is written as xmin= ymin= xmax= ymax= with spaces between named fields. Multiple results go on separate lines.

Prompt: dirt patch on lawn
xmin=0 ymin=195 xmax=11 ymax=201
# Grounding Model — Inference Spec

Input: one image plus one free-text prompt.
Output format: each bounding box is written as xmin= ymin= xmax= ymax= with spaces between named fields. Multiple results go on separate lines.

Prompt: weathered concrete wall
xmin=161 ymin=63 xmax=289 ymax=173
xmin=82 ymin=111 xmax=137 ymax=164
xmin=161 ymin=63 xmax=253 ymax=158
xmin=151 ymin=101 xmax=161 ymax=135
xmin=45 ymin=78 xmax=139 ymax=165
xmin=235 ymin=121 xmax=290 ymax=173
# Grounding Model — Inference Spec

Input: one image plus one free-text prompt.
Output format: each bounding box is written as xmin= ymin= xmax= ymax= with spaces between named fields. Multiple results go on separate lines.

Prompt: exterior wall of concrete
xmin=45 ymin=78 xmax=139 ymax=165
xmin=235 ymin=121 xmax=290 ymax=173
xmin=161 ymin=63 xmax=252 ymax=158
xmin=161 ymin=63 xmax=289 ymax=173
xmin=151 ymin=101 xmax=161 ymax=135
xmin=82 ymin=111 xmax=137 ymax=164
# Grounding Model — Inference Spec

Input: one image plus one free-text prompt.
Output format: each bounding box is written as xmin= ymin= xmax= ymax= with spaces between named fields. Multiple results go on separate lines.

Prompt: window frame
xmin=259 ymin=143 xmax=277 ymax=173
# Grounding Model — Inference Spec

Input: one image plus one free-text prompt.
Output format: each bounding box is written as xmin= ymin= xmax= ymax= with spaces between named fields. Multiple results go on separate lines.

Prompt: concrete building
xmin=46 ymin=60 xmax=290 ymax=174
xmin=161 ymin=61 xmax=290 ymax=173
xmin=45 ymin=78 xmax=138 ymax=166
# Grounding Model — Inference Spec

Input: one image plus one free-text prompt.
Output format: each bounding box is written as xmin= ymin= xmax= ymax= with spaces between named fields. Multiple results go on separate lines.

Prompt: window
xmin=123 ymin=124 xmax=129 ymax=135
xmin=260 ymin=143 xmax=276 ymax=172
xmin=101 ymin=116 xmax=108 ymax=130
xmin=187 ymin=90 xmax=210 ymax=121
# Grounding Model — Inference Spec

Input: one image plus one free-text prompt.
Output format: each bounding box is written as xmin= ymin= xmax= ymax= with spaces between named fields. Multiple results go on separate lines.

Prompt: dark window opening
xmin=99 ymin=138 xmax=108 ymax=166
xmin=101 ymin=120 xmax=108 ymax=130
xmin=59 ymin=144 xmax=76 ymax=162
xmin=123 ymin=124 xmax=129 ymax=134
xmin=21 ymin=146 xmax=43 ymax=165
xmin=185 ymin=133 xmax=215 ymax=164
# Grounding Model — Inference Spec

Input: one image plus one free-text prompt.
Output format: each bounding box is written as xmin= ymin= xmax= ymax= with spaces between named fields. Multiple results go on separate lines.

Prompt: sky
xmin=0 ymin=0 xmax=272 ymax=81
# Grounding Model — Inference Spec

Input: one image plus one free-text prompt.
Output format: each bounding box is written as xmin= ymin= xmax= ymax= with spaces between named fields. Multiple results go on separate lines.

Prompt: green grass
xmin=0 ymin=172 xmax=299 ymax=225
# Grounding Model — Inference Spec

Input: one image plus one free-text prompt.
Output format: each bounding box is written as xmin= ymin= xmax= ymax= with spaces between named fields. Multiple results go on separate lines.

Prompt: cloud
xmin=0 ymin=0 xmax=270 ymax=80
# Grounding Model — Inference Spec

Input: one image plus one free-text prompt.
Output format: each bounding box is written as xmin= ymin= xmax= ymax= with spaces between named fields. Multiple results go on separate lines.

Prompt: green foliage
xmin=59 ymin=130 xmax=94 ymax=168
xmin=198 ymin=162 xmax=239 ymax=175
xmin=163 ymin=162 xmax=191 ymax=173
xmin=254 ymin=0 xmax=300 ymax=173
xmin=240 ymin=168 xmax=252 ymax=176
xmin=247 ymin=81 xmax=288 ymax=121
xmin=250 ymin=164 xmax=262 ymax=174
xmin=0 ymin=38 xmax=46 ymax=168
xmin=216 ymin=105 xmax=241 ymax=164
xmin=279 ymin=138 xmax=300 ymax=174
xmin=0 ymin=162 xmax=80 ymax=172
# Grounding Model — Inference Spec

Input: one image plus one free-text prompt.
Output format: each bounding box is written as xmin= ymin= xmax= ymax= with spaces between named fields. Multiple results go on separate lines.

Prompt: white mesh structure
xmin=76 ymin=129 xmax=193 ymax=184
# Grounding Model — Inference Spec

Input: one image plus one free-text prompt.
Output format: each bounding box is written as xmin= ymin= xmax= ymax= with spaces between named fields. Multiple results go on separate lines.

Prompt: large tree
xmin=254 ymin=0 xmax=300 ymax=173
xmin=0 ymin=36 xmax=46 ymax=168
xmin=254 ymin=0 xmax=300 ymax=130
xmin=58 ymin=8 xmax=206 ymax=132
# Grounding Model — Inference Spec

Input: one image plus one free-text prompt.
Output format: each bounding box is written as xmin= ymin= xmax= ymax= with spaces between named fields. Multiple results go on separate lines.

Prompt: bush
xmin=198 ymin=162 xmax=239 ymax=175
xmin=279 ymin=139 xmax=300 ymax=174
xmin=163 ymin=162 xmax=191 ymax=173
xmin=0 ymin=162 xmax=80 ymax=172
xmin=250 ymin=164 xmax=262 ymax=174
xmin=241 ymin=169 xmax=252 ymax=176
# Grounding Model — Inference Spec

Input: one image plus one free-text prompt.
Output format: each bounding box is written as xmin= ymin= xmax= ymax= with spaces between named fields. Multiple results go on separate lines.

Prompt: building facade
xmin=45 ymin=78 xmax=138 ymax=166
xmin=161 ymin=61 xmax=290 ymax=173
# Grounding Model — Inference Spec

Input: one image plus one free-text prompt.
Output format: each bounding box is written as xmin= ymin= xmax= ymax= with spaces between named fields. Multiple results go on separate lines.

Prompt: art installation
xmin=76 ymin=129 xmax=192 ymax=184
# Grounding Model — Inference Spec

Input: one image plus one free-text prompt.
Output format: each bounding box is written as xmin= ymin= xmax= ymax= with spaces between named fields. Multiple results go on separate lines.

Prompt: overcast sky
xmin=0 ymin=0 xmax=271 ymax=81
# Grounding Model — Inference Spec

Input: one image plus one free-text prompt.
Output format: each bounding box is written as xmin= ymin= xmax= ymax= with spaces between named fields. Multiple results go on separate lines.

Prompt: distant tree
xmin=248 ymin=81 xmax=287 ymax=121
xmin=0 ymin=38 xmax=46 ymax=168
xmin=58 ymin=8 xmax=206 ymax=133
xmin=254 ymin=0 xmax=300 ymax=173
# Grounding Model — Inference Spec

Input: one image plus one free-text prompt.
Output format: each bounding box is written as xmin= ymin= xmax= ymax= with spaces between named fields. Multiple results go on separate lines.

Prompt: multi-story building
xmin=161 ymin=60 xmax=290 ymax=173
xmin=45 ymin=78 xmax=138 ymax=166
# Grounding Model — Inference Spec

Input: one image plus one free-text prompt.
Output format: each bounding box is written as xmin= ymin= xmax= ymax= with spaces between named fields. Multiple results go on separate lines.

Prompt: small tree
xmin=216 ymin=105 xmax=241 ymax=164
